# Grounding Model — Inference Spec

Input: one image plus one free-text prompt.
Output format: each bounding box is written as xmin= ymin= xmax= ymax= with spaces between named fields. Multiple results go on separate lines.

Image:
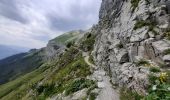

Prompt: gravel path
xmin=84 ymin=55 xmax=96 ymax=68
xmin=84 ymin=53 xmax=120 ymax=100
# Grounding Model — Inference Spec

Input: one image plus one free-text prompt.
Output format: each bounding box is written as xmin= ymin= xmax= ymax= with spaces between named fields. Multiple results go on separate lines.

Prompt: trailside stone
xmin=130 ymin=27 xmax=149 ymax=42
xmin=152 ymin=40 xmax=170 ymax=53
xmin=163 ymin=55 xmax=170 ymax=63
xmin=116 ymin=49 xmax=129 ymax=64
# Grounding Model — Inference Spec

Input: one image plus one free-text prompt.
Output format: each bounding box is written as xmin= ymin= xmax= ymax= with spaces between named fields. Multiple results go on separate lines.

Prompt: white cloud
xmin=0 ymin=16 xmax=47 ymax=48
xmin=0 ymin=0 xmax=101 ymax=49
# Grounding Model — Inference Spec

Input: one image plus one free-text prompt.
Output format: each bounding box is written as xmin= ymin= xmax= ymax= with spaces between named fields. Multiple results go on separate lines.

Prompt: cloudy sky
xmin=0 ymin=0 xmax=101 ymax=49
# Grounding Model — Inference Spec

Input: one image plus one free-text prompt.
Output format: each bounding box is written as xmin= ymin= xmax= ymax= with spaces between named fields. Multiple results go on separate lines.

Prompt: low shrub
xmin=145 ymin=72 xmax=170 ymax=100
xmin=159 ymin=72 xmax=169 ymax=83
xmin=166 ymin=71 xmax=170 ymax=84
xmin=87 ymin=33 xmax=92 ymax=38
xmin=163 ymin=49 xmax=170 ymax=55
xmin=36 ymin=83 xmax=55 ymax=97
xmin=164 ymin=32 xmax=170 ymax=40
xmin=89 ymin=55 xmax=95 ymax=65
xmin=148 ymin=74 xmax=158 ymax=84
xmin=86 ymin=84 xmax=98 ymax=95
xmin=120 ymin=87 xmax=143 ymax=100
xmin=134 ymin=20 xmax=150 ymax=30
xmin=66 ymin=41 xmax=75 ymax=48
xmin=135 ymin=59 xmax=150 ymax=67
xmin=45 ymin=57 xmax=92 ymax=96
xmin=145 ymin=83 xmax=170 ymax=100
xmin=131 ymin=0 xmax=150 ymax=12
xmin=131 ymin=0 xmax=141 ymax=12
xmin=116 ymin=43 xmax=124 ymax=49
xmin=65 ymin=78 xmax=95 ymax=96
xmin=57 ymin=47 xmax=80 ymax=67
xmin=159 ymin=63 xmax=168 ymax=68
xmin=134 ymin=20 xmax=155 ymax=28
xmin=89 ymin=92 xmax=98 ymax=100
xmin=80 ymin=33 xmax=96 ymax=52
xmin=134 ymin=20 xmax=158 ymax=35
xmin=149 ymin=67 xmax=161 ymax=73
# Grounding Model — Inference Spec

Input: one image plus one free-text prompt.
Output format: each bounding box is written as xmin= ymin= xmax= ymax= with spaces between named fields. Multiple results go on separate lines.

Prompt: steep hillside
xmin=0 ymin=46 xmax=96 ymax=100
xmin=50 ymin=30 xmax=84 ymax=45
xmin=0 ymin=31 xmax=82 ymax=85
xmin=0 ymin=29 xmax=98 ymax=100
xmin=0 ymin=0 xmax=170 ymax=100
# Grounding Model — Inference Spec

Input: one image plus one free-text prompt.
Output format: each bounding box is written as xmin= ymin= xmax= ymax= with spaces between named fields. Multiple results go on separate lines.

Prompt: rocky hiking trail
xmin=83 ymin=52 xmax=120 ymax=100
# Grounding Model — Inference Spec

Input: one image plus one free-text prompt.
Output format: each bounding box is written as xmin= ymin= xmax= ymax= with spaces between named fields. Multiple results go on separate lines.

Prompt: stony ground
xmin=84 ymin=52 xmax=120 ymax=100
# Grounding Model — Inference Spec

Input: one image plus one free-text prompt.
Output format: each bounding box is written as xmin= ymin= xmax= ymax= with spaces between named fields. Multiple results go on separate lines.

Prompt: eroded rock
xmin=93 ymin=0 xmax=170 ymax=94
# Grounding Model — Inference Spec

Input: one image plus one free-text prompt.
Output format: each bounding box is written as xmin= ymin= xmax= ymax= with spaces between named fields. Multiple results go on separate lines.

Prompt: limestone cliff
xmin=0 ymin=0 xmax=170 ymax=100
xmin=93 ymin=0 xmax=170 ymax=94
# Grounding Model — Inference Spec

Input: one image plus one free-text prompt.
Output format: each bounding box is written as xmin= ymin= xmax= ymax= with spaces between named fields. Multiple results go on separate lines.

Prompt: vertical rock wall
xmin=93 ymin=0 xmax=170 ymax=94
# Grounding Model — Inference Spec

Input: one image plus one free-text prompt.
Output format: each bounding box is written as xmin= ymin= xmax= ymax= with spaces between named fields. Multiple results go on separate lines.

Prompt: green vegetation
xmin=36 ymin=78 xmax=95 ymax=99
xmin=146 ymin=71 xmax=170 ymax=100
xmin=164 ymin=32 xmax=170 ymax=40
xmin=131 ymin=0 xmax=150 ymax=12
xmin=36 ymin=83 xmax=55 ymax=97
xmin=134 ymin=20 xmax=148 ymax=30
xmin=133 ymin=20 xmax=158 ymax=35
xmin=149 ymin=67 xmax=161 ymax=73
xmin=163 ymin=49 xmax=170 ymax=55
xmin=0 ymin=63 xmax=50 ymax=100
xmin=148 ymin=74 xmax=159 ymax=84
xmin=65 ymin=78 xmax=95 ymax=96
xmin=131 ymin=0 xmax=141 ymax=12
xmin=0 ymin=50 xmax=45 ymax=85
xmin=159 ymin=63 xmax=168 ymax=68
xmin=0 ymin=46 xmax=94 ymax=100
xmin=116 ymin=43 xmax=124 ymax=49
xmin=120 ymin=87 xmax=143 ymax=100
xmin=166 ymin=71 xmax=170 ymax=83
xmin=89 ymin=92 xmax=98 ymax=100
xmin=145 ymin=83 xmax=170 ymax=100
xmin=34 ymin=47 xmax=93 ymax=99
xmin=66 ymin=41 xmax=75 ymax=48
xmin=135 ymin=59 xmax=150 ymax=67
xmin=57 ymin=47 xmax=80 ymax=67
xmin=134 ymin=20 xmax=155 ymax=30
xmin=86 ymin=83 xmax=98 ymax=93
xmin=163 ymin=29 xmax=170 ymax=40
xmin=80 ymin=33 xmax=96 ymax=52
xmin=35 ymin=51 xmax=92 ymax=98
xmin=50 ymin=30 xmax=82 ymax=45
xmin=89 ymin=55 xmax=95 ymax=65
xmin=0 ymin=30 xmax=83 ymax=86
xmin=85 ymin=83 xmax=98 ymax=100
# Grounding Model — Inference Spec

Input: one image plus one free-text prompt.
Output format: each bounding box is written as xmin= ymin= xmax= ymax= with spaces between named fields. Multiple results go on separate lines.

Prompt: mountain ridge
xmin=0 ymin=30 xmax=83 ymax=85
xmin=0 ymin=0 xmax=170 ymax=100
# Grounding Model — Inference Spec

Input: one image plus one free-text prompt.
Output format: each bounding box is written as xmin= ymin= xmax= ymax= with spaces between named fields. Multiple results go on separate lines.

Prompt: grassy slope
xmin=0 ymin=47 xmax=94 ymax=100
xmin=0 ymin=31 xmax=97 ymax=100
xmin=0 ymin=63 xmax=50 ymax=100
xmin=51 ymin=30 xmax=83 ymax=44
xmin=0 ymin=30 xmax=82 ymax=85
xmin=0 ymin=51 xmax=44 ymax=84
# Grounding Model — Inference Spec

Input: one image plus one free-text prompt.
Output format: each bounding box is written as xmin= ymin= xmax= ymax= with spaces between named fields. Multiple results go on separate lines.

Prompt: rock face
xmin=44 ymin=41 xmax=65 ymax=61
xmin=93 ymin=0 xmax=170 ymax=94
